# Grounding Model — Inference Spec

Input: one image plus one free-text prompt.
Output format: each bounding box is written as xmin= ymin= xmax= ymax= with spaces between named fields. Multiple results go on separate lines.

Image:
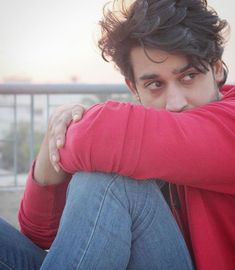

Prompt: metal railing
xmin=0 ymin=83 xmax=130 ymax=189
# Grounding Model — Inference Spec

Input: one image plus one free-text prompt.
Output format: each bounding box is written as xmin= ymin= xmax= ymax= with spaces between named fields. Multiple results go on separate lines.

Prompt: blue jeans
xmin=0 ymin=173 xmax=194 ymax=270
xmin=40 ymin=172 xmax=194 ymax=270
xmin=0 ymin=218 xmax=46 ymax=270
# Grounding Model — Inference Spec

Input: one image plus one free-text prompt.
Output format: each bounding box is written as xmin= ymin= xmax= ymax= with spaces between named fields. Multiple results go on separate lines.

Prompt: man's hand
xmin=34 ymin=103 xmax=85 ymax=185
xmin=48 ymin=103 xmax=85 ymax=172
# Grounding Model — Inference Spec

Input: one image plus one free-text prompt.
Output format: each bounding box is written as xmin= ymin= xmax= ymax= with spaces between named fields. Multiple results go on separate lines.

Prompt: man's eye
xmin=182 ymin=72 xmax=199 ymax=82
xmin=145 ymin=81 xmax=163 ymax=90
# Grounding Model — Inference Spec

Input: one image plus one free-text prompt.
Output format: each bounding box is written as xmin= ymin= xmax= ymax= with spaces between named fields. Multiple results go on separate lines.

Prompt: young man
xmin=18 ymin=0 xmax=235 ymax=269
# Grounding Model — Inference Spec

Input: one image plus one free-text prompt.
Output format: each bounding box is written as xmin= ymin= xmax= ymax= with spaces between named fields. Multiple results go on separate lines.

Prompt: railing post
xmin=13 ymin=94 xmax=18 ymax=186
xmin=0 ymin=83 xmax=130 ymax=188
xmin=30 ymin=95 xmax=35 ymax=163
xmin=46 ymin=94 xmax=50 ymax=126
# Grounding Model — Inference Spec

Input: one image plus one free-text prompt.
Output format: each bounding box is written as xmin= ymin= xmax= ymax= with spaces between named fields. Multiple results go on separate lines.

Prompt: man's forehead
xmin=130 ymin=47 xmax=192 ymax=72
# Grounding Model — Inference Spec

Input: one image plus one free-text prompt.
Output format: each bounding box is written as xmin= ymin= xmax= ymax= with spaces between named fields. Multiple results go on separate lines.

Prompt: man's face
xmin=126 ymin=47 xmax=224 ymax=111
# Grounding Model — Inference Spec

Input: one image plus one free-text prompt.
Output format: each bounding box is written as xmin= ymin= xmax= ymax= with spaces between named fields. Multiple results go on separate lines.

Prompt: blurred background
xmin=0 ymin=0 xmax=123 ymax=84
xmin=0 ymin=0 xmax=234 ymax=84
xmin=0 ymin=0 xmax=234 ymax=227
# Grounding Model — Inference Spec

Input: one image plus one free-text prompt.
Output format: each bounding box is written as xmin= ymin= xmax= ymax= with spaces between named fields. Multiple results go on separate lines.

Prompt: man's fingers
xmin=54 ymin=125 xmax=67 ymax=149
xmin=47 ymin=103 xmax=86 ymax=172
xmin=72 ymin=106 xmax=85 ymax=122
xmin=56 ymin=138 xmax=64 ymax=148
xmin=49 ymin=139 xmax=61 ymax=173
xmin=72 ymin=114 xmax=82 ymax=122
xmin=49 ymin=154 xmax=59 ymax=173
xmin=50 ymin=152 xmax=60 ymax=173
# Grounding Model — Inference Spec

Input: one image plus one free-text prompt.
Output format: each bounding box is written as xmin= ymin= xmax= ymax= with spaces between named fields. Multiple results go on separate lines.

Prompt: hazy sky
xmin=0 ymin=0 xmax=234 ymax=84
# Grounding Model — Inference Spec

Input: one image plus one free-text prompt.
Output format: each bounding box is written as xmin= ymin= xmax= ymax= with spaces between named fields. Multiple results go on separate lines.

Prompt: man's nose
xmin=165 ymin=87 xmax=188 ymax=112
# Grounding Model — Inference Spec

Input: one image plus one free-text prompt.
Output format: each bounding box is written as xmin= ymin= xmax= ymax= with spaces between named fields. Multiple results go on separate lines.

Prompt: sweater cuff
xmin=20 ymin=160 xmax=70 ymax=220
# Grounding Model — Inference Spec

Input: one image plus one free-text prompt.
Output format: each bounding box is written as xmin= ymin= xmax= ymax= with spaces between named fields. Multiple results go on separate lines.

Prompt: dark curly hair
xmin=98 ymin=0 xmax=229 ymax=87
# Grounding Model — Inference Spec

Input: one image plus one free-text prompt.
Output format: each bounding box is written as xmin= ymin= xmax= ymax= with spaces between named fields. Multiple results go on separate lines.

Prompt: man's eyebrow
xmin=139 ymin=73 xmax=160 ymax=81
xmin=138 ymin=64 xmax=195 ymax=81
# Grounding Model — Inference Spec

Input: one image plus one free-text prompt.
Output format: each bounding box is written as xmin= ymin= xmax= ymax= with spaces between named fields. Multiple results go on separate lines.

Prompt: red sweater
xmin=19 ymin=85 xmax=235 ymax=270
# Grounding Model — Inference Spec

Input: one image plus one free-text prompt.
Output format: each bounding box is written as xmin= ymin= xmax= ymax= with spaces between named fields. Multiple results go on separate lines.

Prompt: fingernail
xmin=56 ymin=139 xmax=62 ymax=148
xmin=73 ymin=114 xmax=80 ymax=121
xmin=51 ymin=154 xmax=57 ymax=162
xmin=54 ymin=165 xmax=60 ymax=173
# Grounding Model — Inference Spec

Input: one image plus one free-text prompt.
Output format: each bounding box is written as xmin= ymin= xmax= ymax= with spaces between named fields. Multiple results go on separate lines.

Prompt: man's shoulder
xmin=221 ymin=84 xmax=235 ymax=97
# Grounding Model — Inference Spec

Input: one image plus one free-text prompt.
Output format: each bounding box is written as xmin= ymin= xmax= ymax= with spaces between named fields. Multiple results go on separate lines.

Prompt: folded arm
xmin=19 ymin=86 xmax=235 ymax=247
xmin=60 ymin=89 xmax=235 ymax=194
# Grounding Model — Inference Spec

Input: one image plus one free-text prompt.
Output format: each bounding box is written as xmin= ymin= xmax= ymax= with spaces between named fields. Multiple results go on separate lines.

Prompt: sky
xmin=0 ymin=0 xmax=234 ymax=84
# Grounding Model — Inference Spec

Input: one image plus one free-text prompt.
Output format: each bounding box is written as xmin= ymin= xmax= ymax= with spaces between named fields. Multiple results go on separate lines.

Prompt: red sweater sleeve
xmin=18 ymin=161 xmax=70 ymax=249
xmin=59 ymin=87 xmax=235 ymax=194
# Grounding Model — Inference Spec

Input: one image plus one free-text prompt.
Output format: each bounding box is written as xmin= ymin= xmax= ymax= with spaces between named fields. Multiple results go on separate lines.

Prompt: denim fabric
xmin=0 ymin=218 xmax=46 ymax=270
xmin=41 ymin=172 xmax=194 ymax=270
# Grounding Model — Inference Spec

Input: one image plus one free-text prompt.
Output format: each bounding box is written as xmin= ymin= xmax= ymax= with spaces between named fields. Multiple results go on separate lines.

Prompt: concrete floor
xmin=0 ymin=190 xmax=24 ymax=228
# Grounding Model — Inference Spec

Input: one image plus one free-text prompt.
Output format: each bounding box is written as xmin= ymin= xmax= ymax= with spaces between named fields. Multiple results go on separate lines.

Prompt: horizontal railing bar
xmin=0 ymin=83 xmax=130 ymax=189
xmin=0 ymin=186 xmax=25 ymax=191
xmin=0 ymin=139 xmax=15 ymax=142
xmin=0 ymin=105 xmax=16 ymax=108
xmin=0 ymin=83 xmax=129 ymax=95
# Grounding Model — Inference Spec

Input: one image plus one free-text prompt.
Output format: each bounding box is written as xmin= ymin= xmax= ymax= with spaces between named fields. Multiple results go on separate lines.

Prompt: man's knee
xmin=67 ymin=172 xmax=165 ymax=213
xmin=69 ymin=171 xmax=116 ymax=190
xmin=69 ymin=172 xmax=162 ymax=197
xmin=67 ymin=172 xmax=121 ymax=202
xmin=67 ymin=172 xmax=138 ymax=206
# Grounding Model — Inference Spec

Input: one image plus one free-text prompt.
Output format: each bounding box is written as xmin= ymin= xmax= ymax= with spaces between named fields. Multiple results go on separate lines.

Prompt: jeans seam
xmin=109 ymin=175 xmax=130 ymax=211
xmin=131 ymin=181 xmax=161 ymax=242
xmin=0 ymin=260 xmax=13 ymax=270
xmin=123 ymin=177 xmax=131 ymax=212
xmin=75 ymin=175 xmax=117 ymax=270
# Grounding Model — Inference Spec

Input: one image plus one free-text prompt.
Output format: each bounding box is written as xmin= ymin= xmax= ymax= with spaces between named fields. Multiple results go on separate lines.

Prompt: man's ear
xmin=213 ymin=60 xmax=224 ymax=85
xmin=125 ymin=78 xmax=140 ymax=102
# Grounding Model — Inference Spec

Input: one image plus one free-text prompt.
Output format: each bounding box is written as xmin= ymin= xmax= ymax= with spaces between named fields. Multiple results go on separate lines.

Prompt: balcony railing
xmin=0 ymin=83 xmax=131 ymax=189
